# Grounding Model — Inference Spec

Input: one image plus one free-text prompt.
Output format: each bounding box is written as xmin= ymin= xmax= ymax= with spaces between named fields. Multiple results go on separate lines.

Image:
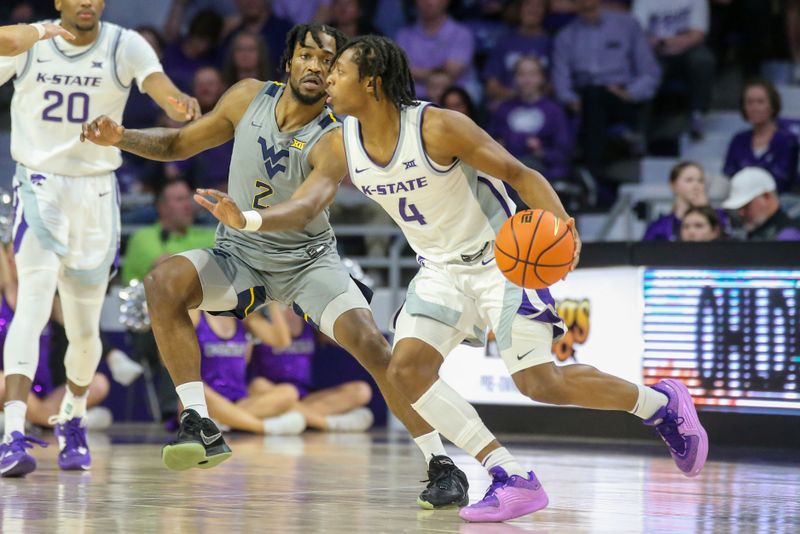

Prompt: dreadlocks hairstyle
xmin=332 ymin=35 xmax=418 ymax=109
xmin=280 ymin=23 xmax=348 ymax=73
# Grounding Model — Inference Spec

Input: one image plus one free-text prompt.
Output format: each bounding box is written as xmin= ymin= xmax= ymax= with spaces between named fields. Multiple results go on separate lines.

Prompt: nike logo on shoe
xmin=200 ymin=430 xmax=221 ymax=445
xmin=517 ymin=347 xmax=536 ymax=360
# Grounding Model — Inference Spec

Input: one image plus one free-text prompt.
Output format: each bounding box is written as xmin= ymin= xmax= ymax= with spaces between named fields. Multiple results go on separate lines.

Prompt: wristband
xmin=30 ymin=23 xmax=46 ymax=40
xmin=242 ymin=210 xmax=262 ymax=232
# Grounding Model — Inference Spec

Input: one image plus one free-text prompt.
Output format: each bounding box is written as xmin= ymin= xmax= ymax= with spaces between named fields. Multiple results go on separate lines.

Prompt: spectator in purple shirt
xmin=723 ymin=79 xmax=799 ymax=194
xmin=489 ymin=55 xmax=572 ymax=183
xmin=552 ymin=0 xmax=661 ymax=184
xmin=225 ymin=0 xmax=293 ymax=70
xmin=633 ymin=0 xmax=715 ymax=139
xmin=643 ymin=161 xmax=729 ymax=241
xmin=397 ymin=0 xmax=481 ymax=102
xmin=722 ymin=167 xmax=800 ymax=241
xmin=161 ymin=9 xmax=222 ymax=92
xmin=483 ymin=0 xmax=552 ymax=104
xmin=221 ymin=31 xmax=273 ymax=87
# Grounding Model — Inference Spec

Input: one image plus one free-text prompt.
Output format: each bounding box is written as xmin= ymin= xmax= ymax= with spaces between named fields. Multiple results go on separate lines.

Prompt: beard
xmin=289 ymin=79 xmax=325 ymax=106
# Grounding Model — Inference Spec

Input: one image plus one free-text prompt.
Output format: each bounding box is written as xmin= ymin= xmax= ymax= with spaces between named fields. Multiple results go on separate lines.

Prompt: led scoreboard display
xmin=643 ymin=269 xmax=799 ymax=413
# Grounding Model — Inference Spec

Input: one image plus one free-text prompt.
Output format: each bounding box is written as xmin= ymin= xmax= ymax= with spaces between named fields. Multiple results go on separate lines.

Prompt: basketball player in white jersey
xmin=0 ymin=0 xmax=200 ymax=478
xmin=324 ymin=36 xmax=708 ymax=522
xmin=0 ymin=22 xmax=75 ymax=55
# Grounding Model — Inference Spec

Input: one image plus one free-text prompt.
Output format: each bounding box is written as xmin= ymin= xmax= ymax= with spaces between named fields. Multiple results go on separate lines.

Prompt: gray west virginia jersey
xmin=180 ymin=82 xmax=370 ymax=337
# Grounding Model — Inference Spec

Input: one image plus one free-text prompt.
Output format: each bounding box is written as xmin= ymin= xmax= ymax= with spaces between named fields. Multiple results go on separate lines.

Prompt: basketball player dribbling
xmin=324 ymin=36 xmax=709 ymax=523
xmin=81 ymin=24 xmax=475 ymax=509
xmin=0 ymin=0 xmax=200 ymax=478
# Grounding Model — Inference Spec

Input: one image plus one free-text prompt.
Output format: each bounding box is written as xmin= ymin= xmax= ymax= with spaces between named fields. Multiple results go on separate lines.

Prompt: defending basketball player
xmin=81 ymin=24 xmax=471 ymax=508
xmin=0 ymin=0 xmax=200 ymax=478
xmin=324 ymin=36 xmax=709 ymax=522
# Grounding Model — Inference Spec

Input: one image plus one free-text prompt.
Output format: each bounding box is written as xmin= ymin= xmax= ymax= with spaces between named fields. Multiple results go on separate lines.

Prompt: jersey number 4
xmin=252 ymin=180 xmax=275 ymax=209
xmin=42 ymin=91 xmax=89 ymax=123
xmin=399 ymin=197 xmax=426 ymax=225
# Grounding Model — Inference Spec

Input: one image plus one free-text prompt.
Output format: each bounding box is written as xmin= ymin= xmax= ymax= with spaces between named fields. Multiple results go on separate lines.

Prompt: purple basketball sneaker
xmin=459 ymin=467 xmax=548 ymax=523
xmin=54 ymin=417 xmax=91 ymax=471
xmin=645 ymin=379 xmax=708 ymax=477
xmin=0 ymin=432 xmax=48 ymax=478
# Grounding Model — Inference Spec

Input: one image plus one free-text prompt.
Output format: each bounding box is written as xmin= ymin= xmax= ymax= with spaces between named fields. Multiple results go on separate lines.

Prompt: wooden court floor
xmin=0 ymin=425 xmax=798 ymax=534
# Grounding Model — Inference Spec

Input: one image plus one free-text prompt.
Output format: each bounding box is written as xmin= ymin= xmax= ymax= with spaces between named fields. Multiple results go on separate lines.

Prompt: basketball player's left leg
xmin=484 ymin=275 xmax=707 ymax=478
xmin=51 ymin=275 xmax=108 ymax=470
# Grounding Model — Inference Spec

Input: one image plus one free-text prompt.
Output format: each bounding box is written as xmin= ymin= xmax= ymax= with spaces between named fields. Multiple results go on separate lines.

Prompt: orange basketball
xmin=494 ymin=209 xmax=575 ymax=289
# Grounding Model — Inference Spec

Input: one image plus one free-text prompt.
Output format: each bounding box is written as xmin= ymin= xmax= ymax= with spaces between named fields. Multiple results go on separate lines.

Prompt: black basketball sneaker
xmin=162 ymin=409 xmax=232 ymax=471
xmin=417 ymin=454 xmax=470 ymax=509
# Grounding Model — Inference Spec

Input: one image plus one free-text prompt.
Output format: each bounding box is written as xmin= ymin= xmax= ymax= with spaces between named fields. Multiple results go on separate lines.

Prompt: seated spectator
xmin=425 ymin=69 xmax=454 ymax=105
xmin=272 ymin=0 xmax=331 ymax=24
xmin=441 ymin=86 xmax=478 ymax=122
xmin=552 ymin=0 xmax=660 ymax=188
xmin=632 ymin=0 xmax=715 ymax=139
xmin=724 ymin=79 xmax=799 ymax=194
xmin=643 ymin=161 xmax=728 ymax=241
xmin=248 ymin=304 xmax=374 ymax=432
xmin=330 ymin=0 xmax=381 ymax=39
xmin=680 ymin=206 xmax=724 ymax=242
xmin=121 ymin=179 xmax=216 ymax=420
xmin=221 ymin=31 xmax=273 ymax=86
xmin=168 ymin=67 xmax=234 ymax=190
xmin=488 ymin=56 xmax=572 ymax=184
xmin=191 ymin=308 xmax=305 ymax=434
xmin=722 ymin=167 xmax=800 ymax=241
xmin=397 ymin=0 xmax=481 ymax=102
xmin=225 ymin=0 xmax=293 ymax=71
xmin=484 ymin=0 xmax=552 ymax=103
xmin=161 ymin=9 xmax=222 ymax=92
xmin=163 ymin=0 xmax=239 ymax=43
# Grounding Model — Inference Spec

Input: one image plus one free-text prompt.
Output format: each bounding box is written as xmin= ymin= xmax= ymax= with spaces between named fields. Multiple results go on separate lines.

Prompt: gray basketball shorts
xmin=177 ymin=245 xmax=372 ymax=341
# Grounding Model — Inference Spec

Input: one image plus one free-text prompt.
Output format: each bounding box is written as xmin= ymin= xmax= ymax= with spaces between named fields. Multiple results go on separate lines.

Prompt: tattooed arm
xmin=81 ymin=79 xmax=264 ymax=161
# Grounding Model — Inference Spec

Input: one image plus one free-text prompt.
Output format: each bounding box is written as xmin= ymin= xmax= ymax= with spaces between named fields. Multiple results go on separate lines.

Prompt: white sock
xmin=176 ymin=381 xmax=209 ymax=419
xmin=3 ymin=400 xmax=27 ymax=441
xmin=629 ymin=384 xmax=669 ymax=420
xmin=413 ymin=430 xmax=447 ymax=462
xmin=59 ymin=388 xmax=89 ymax=420
xmin=106 ymin=349 xmax=143 ymax=386
xmin=324 ymin=407 xmax=374 ymax=432
xmin=263 ymin=411 xmax=306 ymax=435
xmin=482 ymin=446 xmax=527 ymax=478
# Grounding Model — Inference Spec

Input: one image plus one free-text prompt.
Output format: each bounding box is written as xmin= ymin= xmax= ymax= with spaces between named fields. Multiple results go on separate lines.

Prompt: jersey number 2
xmin=399 ymin=197 xmax=426 ymax=225
xmin=42 ymin=91 xmax=89 ymax=123
xmin=252 ymin=180 xmax=275 ymax=209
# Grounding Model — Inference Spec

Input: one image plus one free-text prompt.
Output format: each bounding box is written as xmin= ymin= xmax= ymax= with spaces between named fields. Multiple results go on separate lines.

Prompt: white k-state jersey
xmin=343 ymin=102 xmax=516 ymax=263
xmin=0 ymin=21 xmax=164 ymax=176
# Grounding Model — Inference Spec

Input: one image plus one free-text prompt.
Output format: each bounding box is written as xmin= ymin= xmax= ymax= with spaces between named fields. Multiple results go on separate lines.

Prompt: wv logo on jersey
xmin=258 ymin=137 xmax=289 ymax=179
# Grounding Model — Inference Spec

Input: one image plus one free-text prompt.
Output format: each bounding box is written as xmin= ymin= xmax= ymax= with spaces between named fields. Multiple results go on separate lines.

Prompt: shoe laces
xmin=4 ymin=434 xmax=48 ymax=454
xmin=656 ymin=409 xmax=687 ymax=454
xmin=421 ymin=458 xmax=459 ymax=489
xmin=480 ymin=472 xmax=509 ymax=501
xmin=50 ymin=418 xmax=88 ymax=452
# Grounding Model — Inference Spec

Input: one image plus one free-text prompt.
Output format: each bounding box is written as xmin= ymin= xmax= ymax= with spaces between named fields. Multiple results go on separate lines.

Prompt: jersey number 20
xmin=42 ymin=91 xmax=89 ymax=123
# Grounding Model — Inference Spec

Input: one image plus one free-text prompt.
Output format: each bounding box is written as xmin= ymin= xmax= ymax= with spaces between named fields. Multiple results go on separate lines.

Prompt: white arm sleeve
xmin=115 ymin=29 xmax=163 ymax=92
xmin=689 ymin=0 xmax=710 ymax=33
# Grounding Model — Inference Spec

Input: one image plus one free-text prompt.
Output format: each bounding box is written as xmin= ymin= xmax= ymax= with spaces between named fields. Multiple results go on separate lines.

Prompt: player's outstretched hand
xmin=194 ymin=189 xmax=246 ymax=230
xmin=168 ymin=95 xmax=202 ymax=122
xmin=42 ymin=23 xmax=75 ymax=41
xmin=564 ymin=217 xmax=581 ymax=278
xmin=80 ymin=115 xmax=124 ymax=146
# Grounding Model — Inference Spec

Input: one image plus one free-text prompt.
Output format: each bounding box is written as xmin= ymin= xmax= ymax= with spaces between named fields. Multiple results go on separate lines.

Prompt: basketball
xmin=494 ymin=209 xmax=575 ymax=289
